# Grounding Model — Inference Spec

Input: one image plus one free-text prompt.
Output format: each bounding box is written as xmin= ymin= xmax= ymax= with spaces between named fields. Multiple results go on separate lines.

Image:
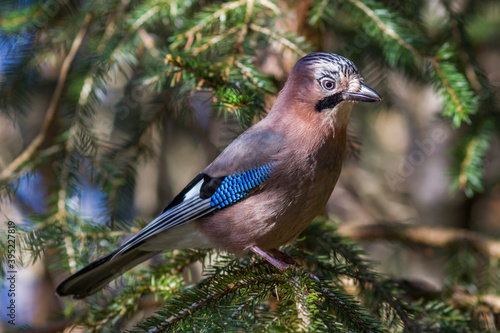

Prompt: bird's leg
xmin=267 ymin=248 xmax=297 ymax=266
xmin=251 ymin=246 xmax=322 ymax=283
xmin=271 ymin=248 xmax=321 ymax=282
xmin=250 ymin=245 xmax=291 ymax=270
xmin=250 ymin=246 xmax=322 ymax=283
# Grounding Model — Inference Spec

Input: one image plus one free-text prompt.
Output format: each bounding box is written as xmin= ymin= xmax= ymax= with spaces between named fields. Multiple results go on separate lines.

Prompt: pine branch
xmin=309 ymin=277 xmax=385 ymax=333
xmin=347 ymin=0 xmax=422 ymax=57
xmin=451 ymin=121 xmax=494 ymax=197
xmin=430 ymin=44 xmax=479 ymax=127
xmin=328 ymin=0 xmax=484 ymax=195
xmin=300 ymin=222 xmax=418 ymax=332
xmin=138 ymin=28 xmax=161 ymax=58
xmin=308 ymin=0 xmax=332 ymax=26
xmin=249 ymin=24 xmax=307 ymax=56
xmin=130 ymin=4 xmax=162 ymax=31
xmin=0 ymin=13 xmax=93 ymax=183
xmin=190 ymin=26 xmax=242 ymax=55
xmin=339 ymin=0 xmax=479 ymax=128
xmin=300 ymin=221 xmax=488 ymax=331
xmin=133 ymin=263 xmax=282 ymax=332
xmin=441 ymin=0 xmax=481 ymax=93
xmin=162 ymin=53 xmax=270 ymax=127
xmin=343 ymin=0 xmax=423 ymax=68
xmin=172 ymin=0 xmax=248 ymax=49
xmin=132 ymin=259 xmax=385 ymax=332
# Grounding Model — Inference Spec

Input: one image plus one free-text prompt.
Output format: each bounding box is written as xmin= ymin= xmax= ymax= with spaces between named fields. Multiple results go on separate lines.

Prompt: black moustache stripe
xmin=315 ymin=92 xmax=343 ymax=112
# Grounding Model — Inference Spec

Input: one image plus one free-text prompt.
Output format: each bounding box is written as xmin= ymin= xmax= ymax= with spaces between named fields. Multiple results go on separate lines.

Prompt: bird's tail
xmin=56 ymin=248 xmax=161 ymax=298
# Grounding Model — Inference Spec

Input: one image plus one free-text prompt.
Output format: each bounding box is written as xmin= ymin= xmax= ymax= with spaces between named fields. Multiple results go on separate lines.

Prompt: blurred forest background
xmin=1 ymin=0 xmax=500 ymax=331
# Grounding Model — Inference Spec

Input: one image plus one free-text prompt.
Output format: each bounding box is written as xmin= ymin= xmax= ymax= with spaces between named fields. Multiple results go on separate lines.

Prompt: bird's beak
xmin=343 ymin=83 xmax=381 ymax=103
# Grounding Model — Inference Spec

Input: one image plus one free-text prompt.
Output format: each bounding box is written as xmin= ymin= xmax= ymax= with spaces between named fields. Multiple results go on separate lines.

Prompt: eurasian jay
xmin=56 ymin=52 xmax=381 ymax=298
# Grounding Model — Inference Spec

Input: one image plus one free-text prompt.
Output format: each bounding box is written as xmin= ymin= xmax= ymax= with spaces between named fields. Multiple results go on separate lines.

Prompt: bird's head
xmin=278 ymin=52 xmax=380 ymax=130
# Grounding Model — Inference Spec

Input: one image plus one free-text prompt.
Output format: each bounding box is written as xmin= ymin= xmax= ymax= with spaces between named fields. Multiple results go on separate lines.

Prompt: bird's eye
xmin=319 ymin=78 xmax=336 ymax=90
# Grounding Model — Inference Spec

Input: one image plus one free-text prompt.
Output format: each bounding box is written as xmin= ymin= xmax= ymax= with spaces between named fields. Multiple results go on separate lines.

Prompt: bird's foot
xmin=250 ymin=246 xmax=321 ymax=283
xmin=267 ymin=248 xmax=297 ymax=266
xmin=250 ymin=246 xmax=292 ymax=270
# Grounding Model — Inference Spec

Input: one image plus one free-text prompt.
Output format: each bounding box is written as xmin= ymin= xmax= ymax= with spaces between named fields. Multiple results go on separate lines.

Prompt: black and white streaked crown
xmin=298 ymin=52 xmax=359 ymax=79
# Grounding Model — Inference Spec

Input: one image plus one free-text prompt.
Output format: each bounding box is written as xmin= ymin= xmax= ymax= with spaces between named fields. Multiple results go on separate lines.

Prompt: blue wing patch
xmin=210 ymin=163 xmax=275 ymax=209
xmin=113 ymin=163 xmax=275 ymax=256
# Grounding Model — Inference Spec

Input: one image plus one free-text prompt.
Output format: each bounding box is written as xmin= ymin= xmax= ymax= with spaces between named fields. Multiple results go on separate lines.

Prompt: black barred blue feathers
xmin=211 ymin=163 xmax=275 ymax=209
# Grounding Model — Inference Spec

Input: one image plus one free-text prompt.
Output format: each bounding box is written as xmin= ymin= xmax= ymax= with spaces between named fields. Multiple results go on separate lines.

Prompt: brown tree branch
xmin=0 ymin=13 xmax=93 ymax=182
xmin=337 ymin=223 xmax=500 ymax=259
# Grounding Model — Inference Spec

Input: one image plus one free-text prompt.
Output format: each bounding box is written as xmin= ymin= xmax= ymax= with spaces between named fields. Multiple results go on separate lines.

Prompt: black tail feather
xmin=56 ymin=249 xmax=161 ymax=298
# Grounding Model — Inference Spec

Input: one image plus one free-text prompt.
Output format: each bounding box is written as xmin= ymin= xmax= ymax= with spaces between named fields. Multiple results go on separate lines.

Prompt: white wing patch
xmin=114 ymin=178 xmax=215 ymax=256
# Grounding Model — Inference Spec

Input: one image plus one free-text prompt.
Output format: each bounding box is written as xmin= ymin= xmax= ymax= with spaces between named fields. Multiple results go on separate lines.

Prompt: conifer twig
xmin=441 ymin=0 xmax=481 ymax=92
xmin=138 ymin=28 xmax=160 ymax=58
xmin=0 ymin=13 xmax=93 ymax=182
xmin=249 ymin=24 xmax=306 ymax=56
xmin=347 ymin=0 xmax=421 ymax=57
xmin=429 ymin=57 xmax=466 ymax=118
xmin=347 ymin=0 xmax=475 ymax=127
